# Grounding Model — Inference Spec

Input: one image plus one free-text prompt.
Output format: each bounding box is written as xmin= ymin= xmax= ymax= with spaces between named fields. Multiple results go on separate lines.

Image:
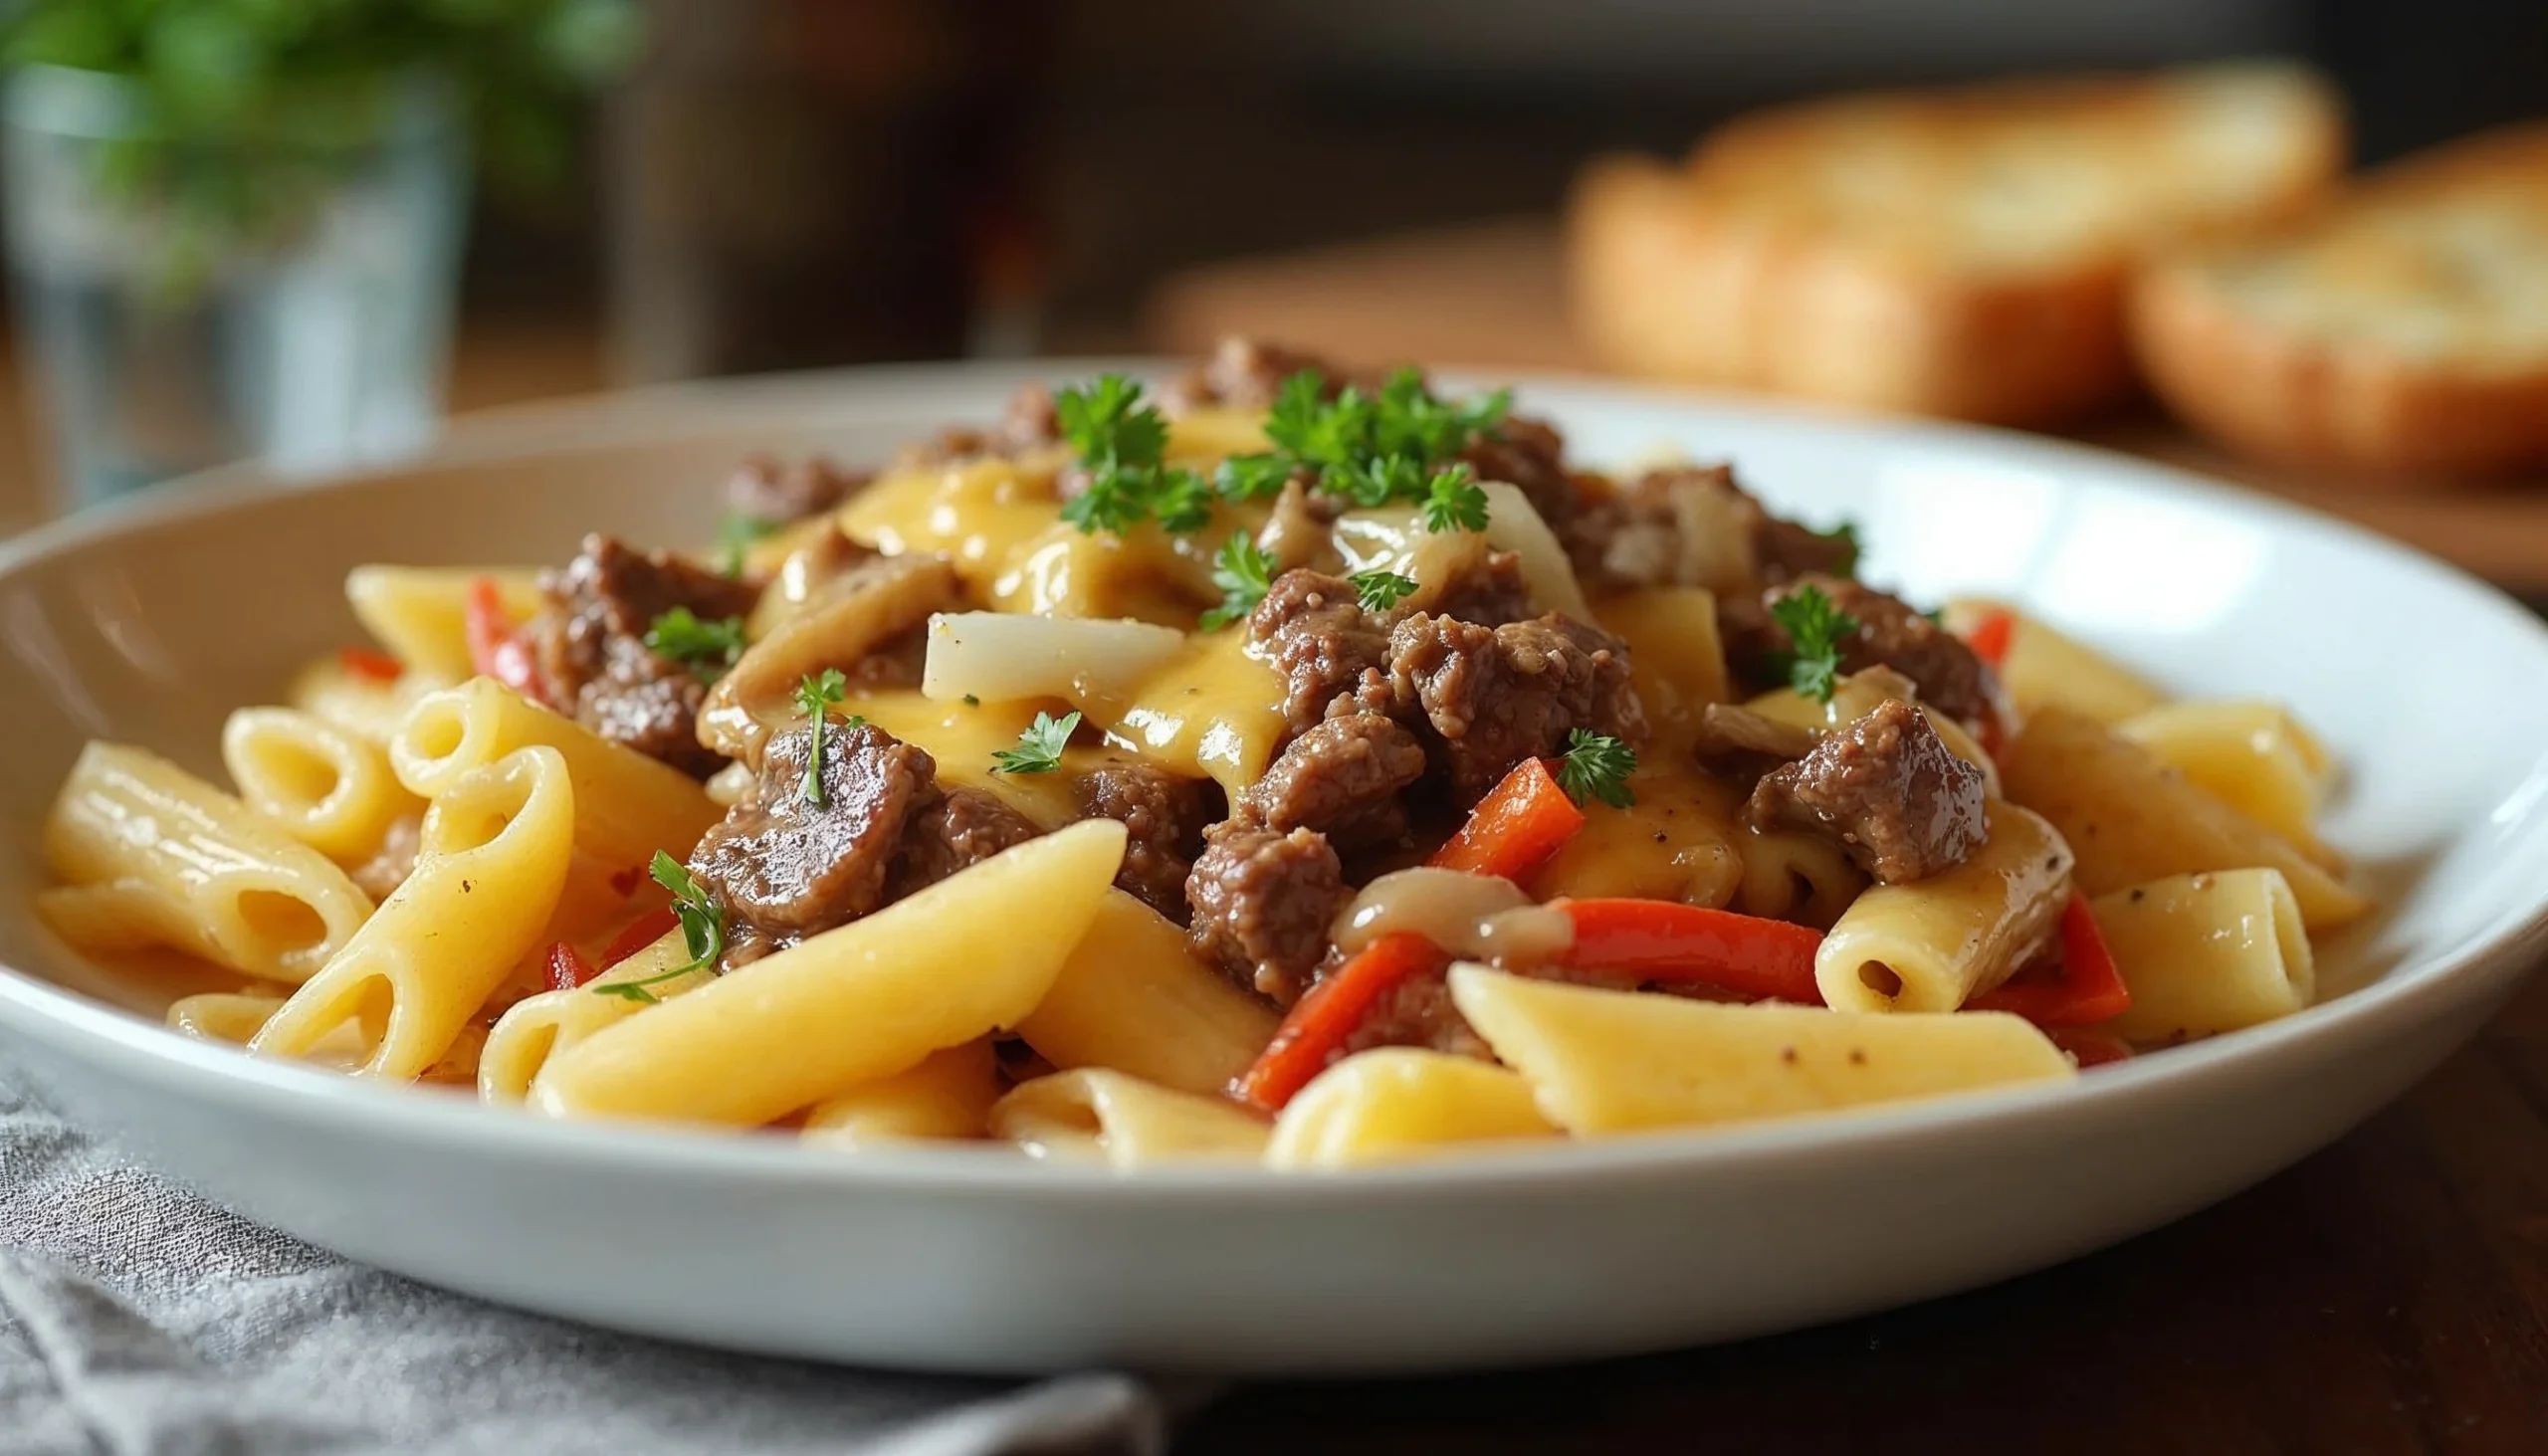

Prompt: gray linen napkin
xmin=0 ymin=1072 xmax=1170 ymax=1456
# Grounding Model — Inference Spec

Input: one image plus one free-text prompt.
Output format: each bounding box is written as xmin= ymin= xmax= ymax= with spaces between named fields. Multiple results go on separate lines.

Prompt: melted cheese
xmin=1094 ymin=631 xmax=1288 ymax=796
xmin=850 ymin=690 xmax=1112 ymax=829
xmin=838 ymin=459 xmax=1066 ymax=593
xmin=1529 ymin=762 xmax=1748 ymax=907
xmin=992 ymin=521 xmax=1217 ymax=623
xmin=1167 ymin=408 xmax=1271 ymax=463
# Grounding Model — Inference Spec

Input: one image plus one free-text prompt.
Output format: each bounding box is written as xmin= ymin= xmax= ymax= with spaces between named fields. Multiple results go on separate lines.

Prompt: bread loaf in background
xmin=1566 ymin=65 xmax=2345 ymax=429
xmin=2132 ymin=123 xmax=2548 ymax=479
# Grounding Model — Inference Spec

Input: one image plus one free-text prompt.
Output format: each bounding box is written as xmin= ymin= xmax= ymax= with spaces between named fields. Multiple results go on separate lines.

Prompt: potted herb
xmin=0 ymin=0 xmax=639 ymax=507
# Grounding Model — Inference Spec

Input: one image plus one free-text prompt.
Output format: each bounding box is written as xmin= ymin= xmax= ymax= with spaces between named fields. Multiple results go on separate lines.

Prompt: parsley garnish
xmin=1197 ymin=531 xmax=1278 ymax=632
xmin=993 ymin=710 xmax=1081 ymax=775
xmin=1054 ymin=373 xmax=1211 ymax=536
xmin=1557 ymin=729 xmax=1638 ymax=809
xmin=1813 ymin=520 xmax=1862 ymax=578
xmin=1771 ymin=585 xmax=1861 ymax=706
xmin=1349 ymin=569 xmax=1418 ymax=614
xmin=644 ymin=607 xmax=747 ymax=683
xmin=795 ymin=668 xmax=850 ymax=806
xmin=592 ymin=852 xmax=727 ymax=1003
xmin=1213 ymin=366 xmax=1508 ymax=521
xmin=1420 ymin=464 xmax=1489 ymax=534
xmin=716 ymin=512 xmax=778 ymax=577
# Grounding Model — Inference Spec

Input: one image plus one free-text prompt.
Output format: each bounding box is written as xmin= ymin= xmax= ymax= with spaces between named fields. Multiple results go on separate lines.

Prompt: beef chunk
xmin=1339 ymin=968 xmax=1494 ymax=1062
xmin=1249 ymin=569 xmax=1391 ymax=736
xmin=1241 ymin=714 xmax=1427 ymax=852
xmin=1761 ymin=574 xmax=2003 ymax=731
xmin=1459 ymin=413 xmax=1579 ymax=529
xmin=1386 ymin=612 xmax=1648 ymax=803
xmin=1161 ymin=336 xmax=1348 ymax=413
xmin=892 ymin=787 xmax=1043 ymax=901
xmin=1691 ymin=703 xmax=1824 ymax=780
xmin=726 ymin=455 xmax=871 ymax=525
xmin=1568 ymin=465 xmax=1852 ymax=595
xmin=1745 ymin=698 xmax=1987 ymax=885
xmin=531 ymin=534 xmax=763 ymax=778
xmin=1186 ymin=821 xmax=1347 ymax=1004
xmin=1418 ymin=545 xmax=1535 ymax=628
xmin=689 ymin=721 xmax=937 ymax=963
xmin=1076 ymin=762 xmax=1210 ymax=919
xmin=915 ymin=381 xmax=1063 ymax=464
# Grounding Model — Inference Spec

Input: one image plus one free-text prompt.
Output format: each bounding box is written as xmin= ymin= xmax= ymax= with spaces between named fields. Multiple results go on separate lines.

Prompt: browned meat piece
xmin=726 ymin=455 xmax=871 ymax=524
xmin=914 ymin=381 xmax=1063 ymax=464
xmin=1760 ymin=574 xmax=2003 ymax=731
xmin=1160 ymin=337 xmax=1349 ymax=413
xmin=1241 ymin=715 xmax=1427 ymax=852
xmin=1249 ymin=569 xmax=1391 ymax=736
xmin=1459 ymin=412 xmax=1580 ymax=528
xmin=530 ymin=534 xmax=763 ymax=778
xmin=1418 ymin=545 xmax=1535 ymax=628
xmin=891 ymin=787 xmax=1043 ymax=901
xmin=1186 ymin=821 xmax=1348 ymax=1003
xmin=1745 ymin=698 xmax=1987 ymax=884
xmin=689 ymin=721 xmax=937 ymax=964
xmin=1387 ymin=612 xmax=1648 ymax=803
xmin=1075 ymin=762 xmax=1211 ymax=919
xmin=1568 ymin=465 xmax=1852 ymax=595
xmin=1691 ymin=703 xmax=1824 ymax=779
xmin=1339 ymin=968 xmax=1494 ymax=1061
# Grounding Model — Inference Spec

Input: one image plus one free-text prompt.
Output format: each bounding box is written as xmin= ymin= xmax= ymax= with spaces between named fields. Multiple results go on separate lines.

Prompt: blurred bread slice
xmin=1567 ymin=65 xmax=2344 ymax=427
xmin=2132 ymin=123 xmax=2548 ymax=478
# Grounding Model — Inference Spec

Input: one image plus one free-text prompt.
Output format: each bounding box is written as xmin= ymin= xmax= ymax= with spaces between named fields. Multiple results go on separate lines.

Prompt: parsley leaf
xmin=1556 ymin=728 xmax=1638 ymax=809
xmin=1770 ymin=584 xmax=1861 ymax=705
xmin=1212 ymin=451 xmax=1295 ymax=503
xmin=717 ymin=512 xmax=778 ymax=577
xmin=1197 ymin=531 xmax=1278 ymax=632
xmin=1053 ymin=373 xmax=1211 ymax=536
xmin=794 ymin=668 xmax=850 ymax=806
xmin=644 ymin=607 xmax=747 ymax=683
xmin=1209 ymin=366 xmax=1505 ymax=524
xmin=593 ymin=851 xmax=728 ymax=1003
xmin=1420 ymin=464 xmax=1489 ymax=533
xmin=1349 ymin=568 xmax=1418 ymax=614
xmin=1813 ymin=520 xmax=1862 ymax=578
xmin=1057 ymin=472 xmax=1150 ymax=534
xmin=993 ymin=710 xmax=1080 ymax=775
xmin=1149 ymin=468 xmax=1215 ymax=533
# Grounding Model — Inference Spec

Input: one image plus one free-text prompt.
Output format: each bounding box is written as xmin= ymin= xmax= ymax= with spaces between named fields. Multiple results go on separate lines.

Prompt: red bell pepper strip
xmin=463 ymin=576 xmax=545 ymax=701
xmin=2048 ymin=1026 xmax=2134 ymax=1069
xmin=1430 ymin=757 xmax=1585 ymax=883
xmin=1968 ymin=893 xmax=2131 ymax=1028
xmin=599 ymin=907 xmax=681 ymax=969
xmin=336 ymin=646 xmax=404 ymax=684
xmin=1234 ymin=933 xmax=1450 ymax=1113
xmin=1559 ymin=899 xmax=1827 ymax=1004
xmin=1963 ymin=608 xmax=2017 ymax=671
xmin=543 ymin=940 xmax=597 ymax=994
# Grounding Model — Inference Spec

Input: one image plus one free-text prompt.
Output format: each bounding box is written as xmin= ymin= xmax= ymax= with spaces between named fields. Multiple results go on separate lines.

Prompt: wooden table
xmin=1151 ymin=223 xmax=2548 ymax=1453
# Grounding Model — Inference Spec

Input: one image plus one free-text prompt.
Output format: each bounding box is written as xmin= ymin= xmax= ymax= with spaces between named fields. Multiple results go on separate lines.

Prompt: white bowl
xmin=4 ymin=364 xmax=2545 ymax=1376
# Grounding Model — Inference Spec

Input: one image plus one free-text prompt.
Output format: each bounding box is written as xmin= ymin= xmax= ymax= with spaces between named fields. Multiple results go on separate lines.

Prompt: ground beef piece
xmin=1759 ymin=574 xmax=2003 ymax=730
xmin=891 ymin=787 xmax=1043 ymax=901
xmin=1241 ymin=714 xmax=1427 ymax=852
xmin=1076 ymin=762 xmax=1210 ymax=919
xmin=1387 ymin=612 xmax=1648 ymax=803
xmin=1186 ymin=821 xmax=1348 ymax=1004
xmin=1160 ymin=336 xmax=1349 ymax=413
xmin=1691 ymin=703 xmax=1824 ymax=780
xmin=915 ymin=381 xmax=1062 ymax=464
xmin=726 ymin=455 xmax=871 ymax=524
xmin=1745 ymin=698 xmax=1987 ymax=885
xmin=1567 ymin=465 xmax=1852 ymax=596
xmin=1459 ymin=413 xmax=1579 ymax=529
xmin=531 ymin=534 xmax=762 ymax=778
xmin=1249 ymin=568 xmax=1391 ymax=736
xmin=689 ymin=721 xmax=936 ymax=964
xmin=1338 ymin=968 xmax=1494 ymax=1061
xmin=1419 ymin=545 xmax=1535 ymax=627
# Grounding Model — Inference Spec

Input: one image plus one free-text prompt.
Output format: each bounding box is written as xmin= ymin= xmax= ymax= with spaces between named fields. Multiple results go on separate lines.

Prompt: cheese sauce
xmin=1333 ymin=867 xmax=1577 ymax=967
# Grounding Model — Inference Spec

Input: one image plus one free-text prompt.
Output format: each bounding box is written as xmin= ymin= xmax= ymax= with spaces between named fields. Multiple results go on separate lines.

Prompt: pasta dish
xmin=33 ymin=340 xmax=2372 ymax=1169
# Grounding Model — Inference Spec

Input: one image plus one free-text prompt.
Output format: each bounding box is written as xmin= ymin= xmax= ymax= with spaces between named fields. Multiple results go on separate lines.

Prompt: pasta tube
xmin=476 ymin=926 xmax=709 ymax=1102
xmin=346 ymin=565 xmax=542 ymax=680
xmin=1942 ymin=599 xmax=2166 ymax=725
xmin=287 ymin=655 xmax=446 ymax=743
xmin=41 ymin=743 xmax=373 ymax=984
xmin=222 ymin=708 xmax=426 ymax=866
xmin=2000 ymin=707 xmax=2369 ymax=931
xmin=390 ymin=676 xmax=723 ymax=873
xmin=1012 ymin=889 xmax=1279 ymax=1096
xmin=2094 ymin=870 xmax=2314 ymax=1042
xmin=987 ymin=1069 xmax=1269 ymax=1168
xmin=1448 ymin=965 xmax=2072 ymax=1134
xmin=167 ymin=991 xmax=289 ymax=1045
xmin=1815 ymin=801 xmax=2072 ymax=1013
xmin=530 ymin=819 xmax=1127 ymax=1126
xmin=2115 ymin=701 xmax=2339 ymax=869
xmin=802 ymin=1041 xmax=1002 ymax=1146
xmin=1266 ymin=1049 xmax=1557 ymax=1170
xmin=252 ymin=746 xmax=575 ymax=1080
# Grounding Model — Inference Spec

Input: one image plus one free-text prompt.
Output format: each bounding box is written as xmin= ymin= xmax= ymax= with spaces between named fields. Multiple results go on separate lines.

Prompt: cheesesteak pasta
xmin=33 ymin=338 xmax=2375 ymax=1166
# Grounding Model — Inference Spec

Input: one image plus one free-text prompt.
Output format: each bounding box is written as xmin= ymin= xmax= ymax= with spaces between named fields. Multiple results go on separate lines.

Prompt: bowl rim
xmin=5 ymin=358 xmax=2546 ymax=1203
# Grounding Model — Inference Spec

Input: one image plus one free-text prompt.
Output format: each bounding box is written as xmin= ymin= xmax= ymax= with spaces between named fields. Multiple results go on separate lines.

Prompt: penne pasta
xmin=1597 ymin=586 xmax=1732 ymax=730
xmin=2115 ymin=701 xmax=2339 ymax=869
xmin=1012 ymin=889 xmax=1279 ymax=1097
xmin=802 ymin=1041 xmax=1003 ymax=1146
xmin=42 ymin=743 xmax=373 ymax=985
xmin=167 ymin=990 xmax=290 ymax=1045
xmin=345 ymin=565 xmax=543 ymax=681
xmin=252 ymin=746 xmax=575 ymax=1080
xmin=1942 ymin=598 xmax=2167 ymax=726
xmin=476 ymin=926 xmax=708 ymax=1102
xmin=1449 ymin=964 xmax=2073 ymax=1134
xmin=1816 ymin=801 xmax=2072 ymax=1013
xmin=1266 ymin=1049 xmax=1558 ymax=1169
xmin=988 ymin=1068 xmax=1270 ymax=1168
xmin=222 ymin=707 xmax=427 ymax=867
xmin=2094 ymin=870 xmax=2314 ymax=1042
xmin=529 ymin=820 xmax=1127 ymax=1126
xmin=287 ymin=654 xmax=448 ymax=743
